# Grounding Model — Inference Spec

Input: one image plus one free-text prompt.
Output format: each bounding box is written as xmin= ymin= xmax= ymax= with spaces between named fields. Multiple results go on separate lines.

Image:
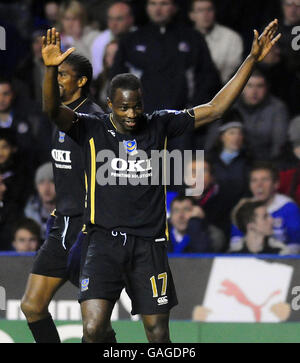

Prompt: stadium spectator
xmin=276 ymin=115 xmax=300 ymax=205
xmin=91 ymin=40 xmax=119 ymax=112
xmin=208 ymin=109 xmax=251 ymax=217
xmin=168 ymin=195 xmax=225 ymax=253
xmin=232 ymin=200 xmax=290 ymax=254
xmin=257 ymin=43 xmax=300 ymax=116
xmin=0 ymin=128 xmax=33 ymax=209
xmin=189 ymin=0 xmax=244 ymax=84
xmin=230 ymin=162 xmax=300 ymax=254
xmin=0 ymin=175 xmax=22 ymax=251
xmin=58 ymin=1 xmax=100 ymax=62
xmin=234 ymin=69 xmax=289 ymax=160
xmin=12 ymin=218 xmax=41 ymax=253
xmin=44 ymin=1 xmax=60 ymax=28
xmin=110 ymin=0 xmax=221 ymax=113
xmin=91 ymin=1 xmax=135 ymax=79
xmin=278 ymin=0 xmax=300 ymax=74
xmin=15 ymin=30 xmax=46 ymax=108
xmin=24 ymin=162 xmax=56 ymax=240
xmin=185 ymin=157 xmax=230 ymax=246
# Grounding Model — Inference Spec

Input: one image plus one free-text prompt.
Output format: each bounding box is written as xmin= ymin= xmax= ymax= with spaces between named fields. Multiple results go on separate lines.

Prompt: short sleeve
xmin=151 ymin=109 xmax=195 ymax=139
xmin=66 ymin=112 xmax=102 ymax=146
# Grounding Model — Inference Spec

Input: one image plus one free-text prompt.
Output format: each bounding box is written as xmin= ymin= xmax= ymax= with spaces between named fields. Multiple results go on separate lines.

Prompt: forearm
xmin=194 ymin=54 xmax=256 ymax=128
xmin=43 ymin=66 xmax=74 ymax=132
xmin=43 ymin=66 xmax=60 ymax=118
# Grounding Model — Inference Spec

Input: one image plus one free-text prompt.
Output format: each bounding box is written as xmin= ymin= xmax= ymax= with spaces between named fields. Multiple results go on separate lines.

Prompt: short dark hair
xmin=64 ymin=52 xmax=93 ymax=96
xmin=0 ymin=76 xmax=13 ymax=89
xmin=108 ymin=73 xmax=142 ymax=101
xmin=0 ymin=128 xmax=17 ymax=147
xmin=13 ymin=218 xmax=41 ymax=241
xmin=170 ymin=195 xmax=195 ymax=210
xmin=189 ymin=0 xmax=215 ymax=11
xmin=235 ymin=200 xmax=266 ymax=234
xmin=250 ymin=161 xmax=279 ymax=183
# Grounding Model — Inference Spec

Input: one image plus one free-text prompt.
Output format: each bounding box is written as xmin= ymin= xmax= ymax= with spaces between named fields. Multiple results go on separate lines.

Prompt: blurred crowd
xmin=0 ymin=0 xmax=300 ymax=254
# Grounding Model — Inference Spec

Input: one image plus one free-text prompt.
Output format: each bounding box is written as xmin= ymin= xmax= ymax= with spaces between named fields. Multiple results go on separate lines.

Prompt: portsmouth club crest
xmin=123 ymin=139 xmax=138 ymax=155
xmin=59 ymin=131 xmax=66 ymax=143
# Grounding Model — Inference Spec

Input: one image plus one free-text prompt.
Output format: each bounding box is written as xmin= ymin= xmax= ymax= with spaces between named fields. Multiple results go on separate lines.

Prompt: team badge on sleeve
xmin=59 ymin=131 xmax=66 ymax=143
xmin=123 ymin=140 xmax=138 ymax=155
xmin=81 ymin=278 xmax=89 ymax=292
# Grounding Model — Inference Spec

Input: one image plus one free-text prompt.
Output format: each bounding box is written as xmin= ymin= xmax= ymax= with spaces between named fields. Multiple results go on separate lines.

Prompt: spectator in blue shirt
xmin=230 ymin=161 xmax=300 ymax=254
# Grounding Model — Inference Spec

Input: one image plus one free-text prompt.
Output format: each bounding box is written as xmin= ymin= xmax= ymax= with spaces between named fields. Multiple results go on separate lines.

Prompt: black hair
xmin=64 ymin=52 xmax=93 ymax=96
xmin=250 ymin=161 xmax=279 ymax=183
xmin=170 ymin=195 xmax=195 ymax=210
xmin=108 ymin=73 xmax=142 ymax=102
xmin=0 ymin=128 xmax=17 ymax=147
xmin=235 ymin=200 xmax=266 ymax=234
xmin=13 ymin=218 xmax=41 ymax=241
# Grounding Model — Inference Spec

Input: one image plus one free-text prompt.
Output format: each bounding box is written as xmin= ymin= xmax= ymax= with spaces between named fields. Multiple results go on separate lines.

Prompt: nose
xmin=127 ymin=108 xmax=136 ymax=119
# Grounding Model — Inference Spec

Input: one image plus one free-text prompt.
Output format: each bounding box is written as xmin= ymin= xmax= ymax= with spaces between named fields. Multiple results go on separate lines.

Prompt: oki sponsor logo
xmin=111 ymin=158 xmax=152 ymax=172
xmin=51 ymin=149 xmax=71 ymax=163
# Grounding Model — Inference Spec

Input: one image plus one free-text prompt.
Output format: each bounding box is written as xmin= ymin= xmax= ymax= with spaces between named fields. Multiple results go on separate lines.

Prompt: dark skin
xmin=20 ymin=53 xmax=116 ymax=340
xmin=42 ymin=24 xmax=281 ymax=342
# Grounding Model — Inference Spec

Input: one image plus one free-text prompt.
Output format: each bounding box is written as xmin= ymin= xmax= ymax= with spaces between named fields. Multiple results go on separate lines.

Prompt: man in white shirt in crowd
xmin=189 ymin=0 xmax=244 ymax=84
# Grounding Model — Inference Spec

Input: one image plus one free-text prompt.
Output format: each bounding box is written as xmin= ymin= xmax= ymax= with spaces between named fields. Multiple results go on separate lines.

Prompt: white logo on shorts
xmin=157 ymin=296 xmax=168 ymax=306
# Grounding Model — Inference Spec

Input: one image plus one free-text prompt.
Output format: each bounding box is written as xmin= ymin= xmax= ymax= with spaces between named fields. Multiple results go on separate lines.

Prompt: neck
xmin=195 ymin=24 xmax=214 ymax=35
xmin=63 ymin=91 xmax=83 ymax=106
xmin=0 ymin=110 xmax=11 ymax=122
xmin=245 ymin=231 xmax=265 ymax=253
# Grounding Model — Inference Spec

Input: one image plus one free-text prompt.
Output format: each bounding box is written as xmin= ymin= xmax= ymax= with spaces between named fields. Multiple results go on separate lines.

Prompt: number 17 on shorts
xmin=150 ymin=272 xmax=169 ymax=306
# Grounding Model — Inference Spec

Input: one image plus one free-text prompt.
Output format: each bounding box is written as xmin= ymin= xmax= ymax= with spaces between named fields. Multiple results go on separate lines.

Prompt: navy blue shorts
xmin=79 ymin=227 xmax=178 ymax=315
xmin=32 ymin=214 xmax=84 ymax=287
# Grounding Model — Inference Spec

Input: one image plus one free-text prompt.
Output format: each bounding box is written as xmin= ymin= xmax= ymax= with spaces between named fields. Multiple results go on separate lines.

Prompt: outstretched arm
xmin=193 ymin=19 xmax=281 ymax=129
xmin=42 ymin=27 xmax=75 ymax=132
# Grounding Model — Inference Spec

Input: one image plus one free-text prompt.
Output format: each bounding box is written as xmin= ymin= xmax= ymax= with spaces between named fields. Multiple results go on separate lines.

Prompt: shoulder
xmin=269 ymin=194 xmax=299 ymax=214
xmin=268 ymin=96 xmax=288 ymax=112
xmin=214 ymin=24 xmax=242 ymax=40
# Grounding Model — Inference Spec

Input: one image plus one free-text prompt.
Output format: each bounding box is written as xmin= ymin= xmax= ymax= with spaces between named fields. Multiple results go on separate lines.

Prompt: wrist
xmin=247 ymin=53 xmax=258 ymax=63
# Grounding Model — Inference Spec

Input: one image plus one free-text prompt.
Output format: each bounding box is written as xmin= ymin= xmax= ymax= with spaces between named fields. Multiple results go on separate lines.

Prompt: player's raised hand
xmin=42 ymin=27 xmax=75 ymax=66
xmin=250 ymin=19 xmax=281 ymax=62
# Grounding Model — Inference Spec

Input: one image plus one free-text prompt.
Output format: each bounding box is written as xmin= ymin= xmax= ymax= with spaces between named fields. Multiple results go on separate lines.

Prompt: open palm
xmin=42 ymin=27 xmax=75 ymax=66
xmin=251 ymin=19 xmax=281 ymax=62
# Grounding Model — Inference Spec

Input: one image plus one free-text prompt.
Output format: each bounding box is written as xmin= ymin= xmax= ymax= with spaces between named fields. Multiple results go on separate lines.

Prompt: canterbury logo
xmin=157 ymin=296 xmax=168 ymax=306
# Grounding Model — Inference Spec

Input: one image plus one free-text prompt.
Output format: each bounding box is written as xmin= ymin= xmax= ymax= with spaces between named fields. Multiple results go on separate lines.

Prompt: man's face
xmin=242 ymin=76 xmax=268 ymax=106
xmin=220 ymin=127 xmax=243 ymax=152
xmin=0 ymin=83 xmax=14 ymax=112
xmin=250 ymin=169 xmax=278 ymax=201
xmin=104 ymin=42 xmax=119 ymax=69
xmin=62 ymin=11 xmax=82 ymax=38
xmin=37 ymin=180 xmax=56 ymax=204
xmin=147 ymin=0 xmax=177 ymax=26
xmin=170 ymin=199 xmax=194 ymax=234
xmin=250 ymin=206 xmax=273 ymax=237
xmin=107 ymin=3 xmax=134 ymax=36
xmin=13 ymin=229 xmax=39 ymax=252
xmin=189 ymin=0 xmax=215 ymax=30
xmin=58 ymin=62 xmax=81 ymax=102
xmin=0 ymin=139 xmax=14 ymax=165
xmin=185 ymin=160 xmax=212 ymax=192
xmin=108 ymin=88 xmax=144 ymax=133
xmin=282 ymin=0 xmax=300 ymax=25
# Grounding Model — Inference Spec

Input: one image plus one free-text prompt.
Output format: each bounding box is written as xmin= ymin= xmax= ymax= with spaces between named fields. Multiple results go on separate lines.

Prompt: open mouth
xmin=125 ymin=120 xmax=136 ymax=127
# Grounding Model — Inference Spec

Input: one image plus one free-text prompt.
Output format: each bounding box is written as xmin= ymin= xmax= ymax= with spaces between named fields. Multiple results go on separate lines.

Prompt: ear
xmin=78 ymin=76 xmax=88 ymax=89
xmin=107 ymin=97 xmax=112 ymax=110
